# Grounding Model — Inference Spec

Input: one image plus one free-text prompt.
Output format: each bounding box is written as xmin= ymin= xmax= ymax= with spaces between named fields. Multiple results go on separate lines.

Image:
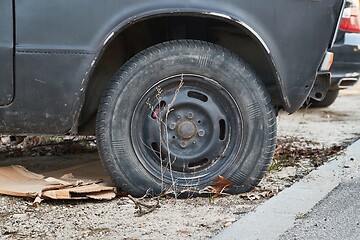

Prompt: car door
xmin=0 ymin=0 xmax=14 ymax=106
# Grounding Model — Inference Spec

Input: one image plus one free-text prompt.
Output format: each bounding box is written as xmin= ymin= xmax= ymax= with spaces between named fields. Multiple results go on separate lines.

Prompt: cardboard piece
xmin=0 ymin=161 xmax=116 ymax=202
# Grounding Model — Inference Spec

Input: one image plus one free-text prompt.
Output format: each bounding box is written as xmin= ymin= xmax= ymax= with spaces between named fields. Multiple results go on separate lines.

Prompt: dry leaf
xmin=201 ymin=175 xmax=233 ymax=198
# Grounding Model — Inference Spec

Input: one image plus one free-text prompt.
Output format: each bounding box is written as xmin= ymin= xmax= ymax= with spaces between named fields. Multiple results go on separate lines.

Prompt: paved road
xmin=279 ymin=177 xmax=360 ymax=240
xmin=213 ymin=139 xmax=360 ymax=240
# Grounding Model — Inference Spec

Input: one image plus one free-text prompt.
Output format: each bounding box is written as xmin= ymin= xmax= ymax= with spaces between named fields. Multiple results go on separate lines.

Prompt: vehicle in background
xmin=309 ymin=0 xmax=360 ymax=107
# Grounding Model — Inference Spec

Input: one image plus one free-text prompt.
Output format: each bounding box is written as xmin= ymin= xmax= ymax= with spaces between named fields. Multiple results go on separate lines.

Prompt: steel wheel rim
xmin=130 ymin=74 xmax=243 ymax=183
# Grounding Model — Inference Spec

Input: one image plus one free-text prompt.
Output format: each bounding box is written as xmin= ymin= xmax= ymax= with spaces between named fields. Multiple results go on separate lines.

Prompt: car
xmin=0 ymin=0 xmax=344 ymax=197
xmin=309 ymin=0 xmax=360 ymax=108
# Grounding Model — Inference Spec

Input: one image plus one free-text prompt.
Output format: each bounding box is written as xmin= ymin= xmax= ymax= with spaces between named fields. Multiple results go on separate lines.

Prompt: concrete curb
xmin=213 ymin=139 xmax=360 ymax=240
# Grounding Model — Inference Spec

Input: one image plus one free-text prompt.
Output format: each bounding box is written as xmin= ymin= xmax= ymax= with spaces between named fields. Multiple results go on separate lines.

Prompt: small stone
xmin=223 ymin=222 xmax=233 ymax=228
xmin=12 ymin=213 xmax=27 ymax=220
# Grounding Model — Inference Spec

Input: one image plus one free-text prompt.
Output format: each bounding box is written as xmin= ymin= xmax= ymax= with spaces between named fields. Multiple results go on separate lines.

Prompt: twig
xmin=127 ymin=195 xmax=161 ymax=217
xmin=164 ymin=74 xmax=184 ymax=195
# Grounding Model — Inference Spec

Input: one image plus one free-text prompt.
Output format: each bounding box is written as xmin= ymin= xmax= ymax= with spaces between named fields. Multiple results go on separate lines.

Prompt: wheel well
xmin=78 ymin=15 xmax=280 ymax=134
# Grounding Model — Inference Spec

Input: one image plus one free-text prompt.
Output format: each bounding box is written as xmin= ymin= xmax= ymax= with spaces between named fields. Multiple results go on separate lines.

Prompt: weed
xmin=295 ymin=212 xmax=306 ymax=220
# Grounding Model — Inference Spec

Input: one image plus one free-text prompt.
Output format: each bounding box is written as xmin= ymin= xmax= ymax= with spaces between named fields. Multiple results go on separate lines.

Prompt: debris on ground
xmin=0 ymin=136 xmax=97 ymax=159
xmin=0 ymin=135 xmax=347 ymax=206
xmin=271 ymin=136 xmax=345 ymax=170
xmin=0 ymin=161 xmax=116 ymax=204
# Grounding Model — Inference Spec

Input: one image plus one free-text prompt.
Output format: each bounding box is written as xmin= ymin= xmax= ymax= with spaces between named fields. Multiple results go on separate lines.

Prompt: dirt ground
xmin=277 ymin=83 xmax=360 ymax=146
xmin=0 ymin=83 xmax=359 ymax=240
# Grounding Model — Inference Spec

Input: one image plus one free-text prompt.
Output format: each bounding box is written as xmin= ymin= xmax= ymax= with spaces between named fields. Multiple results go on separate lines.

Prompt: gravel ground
xmin=0 ymin=83 xmax=359 ymax=239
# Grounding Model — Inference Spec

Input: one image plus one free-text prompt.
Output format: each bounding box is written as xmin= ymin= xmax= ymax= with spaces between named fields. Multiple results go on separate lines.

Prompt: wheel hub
xmin=177 ymin=121 xmax=196 ymax=139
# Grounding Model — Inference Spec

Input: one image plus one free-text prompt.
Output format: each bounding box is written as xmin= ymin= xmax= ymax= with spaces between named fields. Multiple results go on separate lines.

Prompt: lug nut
xmin=187 ymin=112 xmax=194 ymax=119
xmin=198 ymin=129 xmax=205 ymax=137
xmin=180 ymin=142 xmax=187 ymax=148
xmin=169 ymin=122 xmax=176 ymax=130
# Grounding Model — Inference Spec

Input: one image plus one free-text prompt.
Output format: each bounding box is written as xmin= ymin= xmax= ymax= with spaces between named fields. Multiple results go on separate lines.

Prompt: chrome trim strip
xmin=330 ymin=0 xmax=347 ymax=48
